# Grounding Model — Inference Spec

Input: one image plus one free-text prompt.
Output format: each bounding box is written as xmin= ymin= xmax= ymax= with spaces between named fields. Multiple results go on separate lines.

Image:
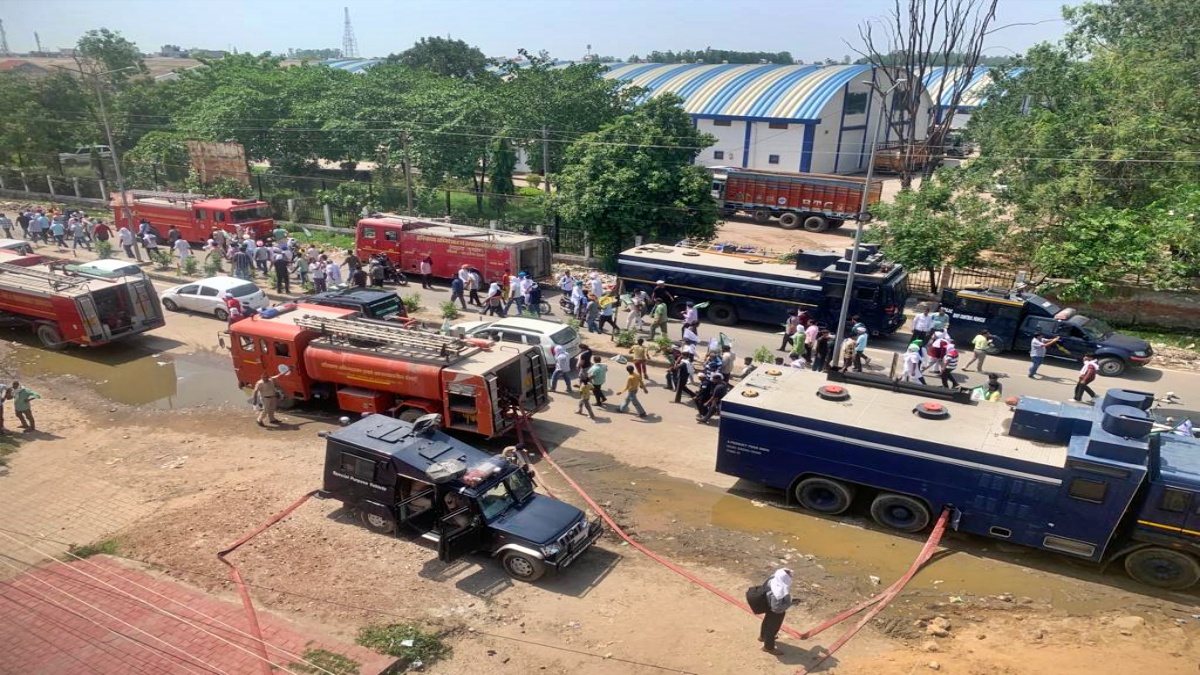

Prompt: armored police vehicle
xmin=319 ymin=413 xmax=603 ymax=581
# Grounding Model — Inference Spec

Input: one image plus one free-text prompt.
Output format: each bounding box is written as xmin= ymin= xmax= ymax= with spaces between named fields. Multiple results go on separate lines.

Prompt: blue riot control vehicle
xmin=319 ymin=414 xmax=603 ymax=581
xmin=715 ymin=367 xmax=1200 ymax=590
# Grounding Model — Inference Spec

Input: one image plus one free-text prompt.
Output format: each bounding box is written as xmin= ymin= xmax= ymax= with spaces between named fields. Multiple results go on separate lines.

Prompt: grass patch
xmin=67 ymin=538 xmax=120 ymax=559
xmin=287 ymin=648 xmax=360 ymax=675
xmin=355 ymin=622 xmax=450 ymax=666
xmin=1119 ymin=327 xmax=1199 ymax=354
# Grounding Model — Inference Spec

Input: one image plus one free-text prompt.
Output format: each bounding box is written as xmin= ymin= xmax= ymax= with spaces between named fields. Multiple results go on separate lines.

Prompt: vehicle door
xmin=436 ymin=490 xmax=486 ymax=563
xmin=1015 ymin=316 xmax=1057 ymax=355
xmin=174 ymin=284 xmax=200 ymax=311
xmin=1140 ymin=483 xmax=1196 ymax=535
xmin=357 ymin=224 xmax=383 ymax=258
xmin=196 ymin=284 xmax=221 ymax=314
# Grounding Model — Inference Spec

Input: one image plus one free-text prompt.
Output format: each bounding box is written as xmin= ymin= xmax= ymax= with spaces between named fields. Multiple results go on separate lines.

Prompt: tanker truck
xmin=224 ymin=303 xmax=550 ymax=437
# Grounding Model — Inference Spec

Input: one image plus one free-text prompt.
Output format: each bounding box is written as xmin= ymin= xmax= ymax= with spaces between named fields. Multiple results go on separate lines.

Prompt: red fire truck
xmin=225 ymin=303 xmax=550 ymax=437
xmin=111 ymin=190 xmax=275 ymax=244
xmin=0 ymin=250 xmax=164 ymax=349
xmin=356 ymin=215 xmax=553 ymax=281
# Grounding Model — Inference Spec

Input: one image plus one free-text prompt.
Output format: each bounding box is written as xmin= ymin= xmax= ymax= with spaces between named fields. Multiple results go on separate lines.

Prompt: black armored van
xmin=319 ymin=413 xmax=603 ymax=581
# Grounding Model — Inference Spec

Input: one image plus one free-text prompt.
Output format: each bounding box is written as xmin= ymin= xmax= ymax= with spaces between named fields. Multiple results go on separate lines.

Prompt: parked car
xmin=60 ymin=259 xmax=145 ymax=279
xmin=160 ymin=276 xmax=268 ymax=321
xmin=0 ymin=238 xmax=36 ymax=256
xmin=452 ymin=317 xmax=580 ymax=362
xmin=58 ymin=145 xmax=112 ymax=163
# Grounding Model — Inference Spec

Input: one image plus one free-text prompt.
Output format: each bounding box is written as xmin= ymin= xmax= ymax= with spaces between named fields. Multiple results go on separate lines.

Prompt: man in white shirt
xmin=173 ymin=236 xmax=190 ymax=272
xmin=911 ymin=309 xmax=933 ymax=343
xmin=507 ymin=273 xmax=526 ymax=314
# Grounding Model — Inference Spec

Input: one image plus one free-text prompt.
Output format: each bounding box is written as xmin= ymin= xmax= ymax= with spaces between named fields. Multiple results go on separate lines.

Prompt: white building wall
xmin=694 ymin=118 xmax=748 ymax=168
xmin=746 ymin=123 xmax=805 ymax=172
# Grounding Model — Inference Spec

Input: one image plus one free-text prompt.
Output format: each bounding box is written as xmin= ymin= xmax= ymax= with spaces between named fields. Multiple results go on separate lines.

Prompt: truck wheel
xmin=1097 ymin=357 xmax=1126 ymax=377
xmin=36 ymin=323 xmax=66 ymax=350
xmin=802 ymin=216 xmax=830 ymax=233
xmin=869 ymin=494 xmax=931 ymax=533
xmin=1124 ymin=547 xmax=1200 ymax=590
xmin=214 ymin=307 xmax=229 ymax=322
xmin=829 ymin=219 xmax=847 ymax=229
xmin=778 ymin=213 xmax=800 ymax=230
xmin=162 ymin=298 xmax=180 ymax=312
xmin=794 ymin=477 xmax=855 ymax=515
xmin=669 ymin=299 xmax=690 ymax=320
xmin=502 ymin=550 xmax=546 ymax=582
xmin=359 ymin=510 xmax=396 ymax=535
xmin=707 ymin=302 xmax=738 ymax=327
xmin=752 ymin=209 xmax=771 ymax=224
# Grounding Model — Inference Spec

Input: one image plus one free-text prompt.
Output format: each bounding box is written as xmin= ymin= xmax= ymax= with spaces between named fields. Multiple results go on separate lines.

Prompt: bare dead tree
xmin=854 ymin=0 xmax=999 ymax=187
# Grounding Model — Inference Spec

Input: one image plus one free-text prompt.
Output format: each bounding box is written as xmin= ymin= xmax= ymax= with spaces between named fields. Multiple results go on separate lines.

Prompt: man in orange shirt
xmin=617 ymin=365 xmax=648 ymax=418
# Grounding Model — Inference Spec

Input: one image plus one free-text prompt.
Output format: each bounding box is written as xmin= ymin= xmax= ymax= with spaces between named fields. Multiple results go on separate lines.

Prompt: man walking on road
xmin=549 ymin=346 xmax=574 ymax=394
xmin=853 ymin=326 xmax=869 ymax=372
xmin=11 ymin=381 xmax=39 ymax=432
xmin=253 ymin=371 xmax=283 ymax=426
xmin=1028 ymin=332 xmax=1060 ymax=379
xmin=587 ymin=356 xmax=609 ymax=407
xmin=962 ymin=330 xmax=994 ymax=372
xmin=617 ymin=364 xmax=648 ymax=418
xmin=1073 ymin=353 xmax=1100 ymax=403
xmin=272 ymin=250 xmax=291 ymax=294
xmin=648 ymin=299 xmax=669 ymax=339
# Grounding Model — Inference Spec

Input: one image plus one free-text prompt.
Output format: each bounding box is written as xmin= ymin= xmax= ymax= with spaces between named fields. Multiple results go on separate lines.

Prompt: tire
xmin=162 ymin=298 xmax=180 ymax=312
xmin=752 ymin=209 xmax=771 ymax=224
xmin=778 ymin=212 xmax=800 ymax=230
xmin=707 ymin=302 xmax=738 ymax=327
xmin=794 ymin=477 xmax=855 ymax=515
xmin=359 ymin=510 xmax=396 ymax=535
xmin=869 ymin=493 xmax=932 ymax=533
xmin=501 ymin=550 xmax=546 ymax=582
xmin=214 ymin=307 xmax=229 ymax=322
xmin=36 ymin=323 xmax=66 ymax=350
xmin=393 ymin=272 xmax=409 ymax=287
xmin=829 ymin=219 xmax=847 ymax=229
xmin=398 ymin=407 xmax=424 ymax=423
xmin=1097 ymin=357 xmax=1126 ymax=377
xmin=1124 ymin=547 xmax=1200 ymax=590
xmin=669 ymin=299 xmax=690 ymax=320
xmin=802 ymin=216 xmax=830 ymax=233
xmin=537 ymin=300 xmax=551 ymax=316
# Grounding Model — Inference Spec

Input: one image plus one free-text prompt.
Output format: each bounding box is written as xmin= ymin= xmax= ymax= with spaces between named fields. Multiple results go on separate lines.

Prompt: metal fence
xmin=906 ymin=265 xmax=1023 ymax=297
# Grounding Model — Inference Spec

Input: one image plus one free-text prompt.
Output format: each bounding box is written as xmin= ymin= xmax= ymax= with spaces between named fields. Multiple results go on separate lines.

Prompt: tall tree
xmin=553 ymin=94 xmax=718 ymax=259
xmin=487 ymin=137 xmax=517 ymax=213
xmin=75 ymin=28 xmax=147 ymax=88
xmin=387 ymin=37 xmax=493 ymax=79
xmin=855 ymin=0 xmax=999 ymax=187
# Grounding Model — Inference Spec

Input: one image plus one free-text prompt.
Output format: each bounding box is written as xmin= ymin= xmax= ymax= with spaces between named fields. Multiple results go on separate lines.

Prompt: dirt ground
xmin=3 ymin=298 xmax=1199 ymax=675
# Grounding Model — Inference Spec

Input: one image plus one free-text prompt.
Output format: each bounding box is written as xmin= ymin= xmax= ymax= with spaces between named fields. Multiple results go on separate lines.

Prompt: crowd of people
xmin=2 ymin=206 xmax=113 ymax=254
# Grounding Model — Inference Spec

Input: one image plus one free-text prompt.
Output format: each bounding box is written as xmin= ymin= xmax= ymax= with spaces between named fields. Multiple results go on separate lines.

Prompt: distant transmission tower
xmin=342 ymin=7 xmax=359 ymax=58
xmin=34 ymin=31 xmax=43 ymax=55
xmin=0 ymin=20 xmax=9 ymax=56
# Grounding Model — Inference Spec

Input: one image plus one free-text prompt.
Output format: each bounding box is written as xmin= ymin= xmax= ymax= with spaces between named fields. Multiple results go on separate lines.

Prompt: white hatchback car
xmin=63 ymin=258 xmax=145 ymax=279
xmin=453 ymin=317 xmax=580 ymax=362
xmin=160 ymin=276 xmax=269 ymax=321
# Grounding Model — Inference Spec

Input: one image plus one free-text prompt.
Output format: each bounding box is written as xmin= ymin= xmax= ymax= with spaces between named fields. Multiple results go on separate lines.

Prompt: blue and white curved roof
xmin=922 ymin=66 xmax=1025 ymax=110
xmin=321 ymin=58 xmax=384 ymax=73
xmin=602 ymin=63 xmax=875 ymax=122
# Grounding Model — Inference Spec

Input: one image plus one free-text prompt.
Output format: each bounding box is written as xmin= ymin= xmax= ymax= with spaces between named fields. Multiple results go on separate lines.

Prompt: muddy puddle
xmin=10 ymin=345 xmax=246 ymax=410
xmin=619 ymin=469 xmax=1146 ymax=614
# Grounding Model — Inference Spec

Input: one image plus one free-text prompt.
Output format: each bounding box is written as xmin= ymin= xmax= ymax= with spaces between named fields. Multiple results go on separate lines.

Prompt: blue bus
xmin=616 ymin=244 xmax=908 ymax=334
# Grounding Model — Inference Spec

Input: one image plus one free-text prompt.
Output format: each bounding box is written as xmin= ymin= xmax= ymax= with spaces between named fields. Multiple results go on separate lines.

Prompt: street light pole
xmin=51 ymin=64 xmax=140 ymax=260
xmin=832 ymin=77 xmax=907 ymax=366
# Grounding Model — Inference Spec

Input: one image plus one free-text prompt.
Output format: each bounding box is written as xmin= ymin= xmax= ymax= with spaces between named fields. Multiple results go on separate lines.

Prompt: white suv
xmin=58 ymin=145 xmax=113 ymax=163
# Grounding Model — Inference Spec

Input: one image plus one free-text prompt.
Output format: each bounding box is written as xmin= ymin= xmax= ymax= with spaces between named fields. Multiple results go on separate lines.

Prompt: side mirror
xmin=277 ymin=364 xmax=291 ymax=375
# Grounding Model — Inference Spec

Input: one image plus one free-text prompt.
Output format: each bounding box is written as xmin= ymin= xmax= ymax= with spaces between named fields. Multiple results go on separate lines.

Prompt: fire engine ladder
xmin=293 ymin=315 xmax=477 ymax=363
xmin=0 ymin=261 xmax=92 ymax=294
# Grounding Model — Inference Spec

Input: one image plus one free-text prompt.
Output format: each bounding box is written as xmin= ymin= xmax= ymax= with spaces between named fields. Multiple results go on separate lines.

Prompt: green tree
xmin=867 ymin=168 xmax=1000 ymax=292
xmin=487 ymin=137 xmax=517 ymax=213
xmin=75 ymin=28 xmax=147 ymax=87
xmin=553 ymin=94 xmax=718 ymax=260
xmin=387 ymin=37 xmax=493 ymax=79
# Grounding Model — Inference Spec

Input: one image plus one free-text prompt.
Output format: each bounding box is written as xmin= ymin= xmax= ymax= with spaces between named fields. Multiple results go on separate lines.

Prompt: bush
xmin=753 ymin=345 xmax=775 ymax=363
xmin=403 ymin=293 xmax=422 ymax=313
xmin=355 ymin=622 xmax=450 ymax=666
xmin=95 ymin=240 xmax=114 ymax=259
xmin=67 ymin=539 xmax=119 ymax=560
xmin=204 ymin=252 xmax=224 ymax=276
xmin=182 ymin=256 xmax=199 ymax=275
xmin=440 ymin=301 xmax=460 ymax=320
xmin=149 ymin=249 xmax=173 ymax=269
xmin=288 ymin=648 xmax=360 ymax=675
xmin=652 ymin=334 xmax=674 ymax=355
xmin=614 ymin=329 xmax=637 ymax=348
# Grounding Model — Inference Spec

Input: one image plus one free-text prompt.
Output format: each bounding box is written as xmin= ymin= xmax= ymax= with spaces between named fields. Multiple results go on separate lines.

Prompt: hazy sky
xmin=6 ymin=0 xmax=1078 ymax=60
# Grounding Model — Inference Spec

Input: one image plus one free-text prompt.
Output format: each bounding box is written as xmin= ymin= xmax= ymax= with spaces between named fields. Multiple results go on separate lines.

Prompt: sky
xmin=5 ymin=0 xmax=1079 ymax=61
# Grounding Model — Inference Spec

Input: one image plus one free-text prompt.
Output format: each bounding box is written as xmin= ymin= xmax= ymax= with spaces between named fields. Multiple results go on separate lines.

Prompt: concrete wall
xmin=747 ymin=122 xmax=805 ymax=172
xmin=694 ymin=118 xmax=750 ymax=168
xmin=1049 ymin=286 xmax=1200 ymax=331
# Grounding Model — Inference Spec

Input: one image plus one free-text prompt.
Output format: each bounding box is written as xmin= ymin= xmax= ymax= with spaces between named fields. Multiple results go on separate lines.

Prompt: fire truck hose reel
xmin=817 ymin=385 xmax=851 ymax=402
xmin=914 ymin=402 xmax=950 ymax=420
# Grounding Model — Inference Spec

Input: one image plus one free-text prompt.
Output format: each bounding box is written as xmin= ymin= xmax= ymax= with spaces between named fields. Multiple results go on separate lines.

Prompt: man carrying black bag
xmin=746 ymin=568 xmax=793 ymax=654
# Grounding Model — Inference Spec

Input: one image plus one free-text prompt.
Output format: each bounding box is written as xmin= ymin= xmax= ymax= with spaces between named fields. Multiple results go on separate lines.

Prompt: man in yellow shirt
xmin=962 ymin=330 xmax=994 ymax=372
xmin=617 ymin=364 xmax=648 ymax=418
xmin=630 ymin=338 xmax=649 ymax=381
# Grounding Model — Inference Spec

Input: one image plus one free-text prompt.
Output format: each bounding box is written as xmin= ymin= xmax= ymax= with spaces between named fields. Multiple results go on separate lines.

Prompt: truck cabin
xmin=321 ymin=414 xmax=597 ymax=578
xmin=226 ymin=303 xmax=359 ymax=400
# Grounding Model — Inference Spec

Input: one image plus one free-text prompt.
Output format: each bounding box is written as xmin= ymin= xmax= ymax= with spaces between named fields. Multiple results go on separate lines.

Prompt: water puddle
xmin=628 ymin=471 xmax=1145 ymax=613
xmin=11 ymin=345 xmax=246 ymax=410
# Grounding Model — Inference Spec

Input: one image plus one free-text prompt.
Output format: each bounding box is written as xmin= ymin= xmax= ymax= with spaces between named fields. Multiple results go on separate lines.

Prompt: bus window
xmin=855 ymin=287 xmax=877 ymax=301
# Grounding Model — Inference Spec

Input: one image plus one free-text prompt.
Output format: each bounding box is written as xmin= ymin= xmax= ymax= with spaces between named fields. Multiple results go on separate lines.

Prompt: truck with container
xmin=111 ymin=190 xmax=275 ymax=245
xmin=939 ymin=287 xmax=1153 ymax=377
xmin=616 ymin=243 xmax=908 ymax=333
xmin=0 ymin=251 xmax=164 ymax=349
xmin=710 ymin=167 xmax=882 ymax=232
xmin=715 ymin=366 xmax=1200 ymax=590
xmin=356 ymin=215 xmax=553 ymax=282
xmin=224 ymin=303 xmax=549 ymax=437
xmin=318 ymin=412 xmax=604 ymax=581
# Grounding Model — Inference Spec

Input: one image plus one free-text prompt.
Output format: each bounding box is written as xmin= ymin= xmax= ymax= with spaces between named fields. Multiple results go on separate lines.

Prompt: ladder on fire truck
xmin=293 ymin=314 xmax=477 ymax=363
xmin=0 ymin=261 xmax=92 ymax=293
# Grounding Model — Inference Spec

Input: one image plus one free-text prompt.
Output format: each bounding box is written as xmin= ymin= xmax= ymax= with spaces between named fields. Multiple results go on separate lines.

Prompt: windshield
xmin=506 ymin=469 xmax=535 ymax=503
xmin=231 ymin=205 xmax=271 ymax=223
xmin=229 ymin=282 xmax=260 ymax=298
xmin=1080 ymin=317 xmax=1114 ymax=340
xmin=549 ymin=326 xmax=576 ymax=346
xmin=478 ymin=481 xmax=516 ymax=521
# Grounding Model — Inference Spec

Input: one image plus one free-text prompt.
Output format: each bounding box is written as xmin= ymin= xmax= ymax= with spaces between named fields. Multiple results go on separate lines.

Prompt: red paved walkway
xmin=0 ymin=555 xmax=396 ymax=675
